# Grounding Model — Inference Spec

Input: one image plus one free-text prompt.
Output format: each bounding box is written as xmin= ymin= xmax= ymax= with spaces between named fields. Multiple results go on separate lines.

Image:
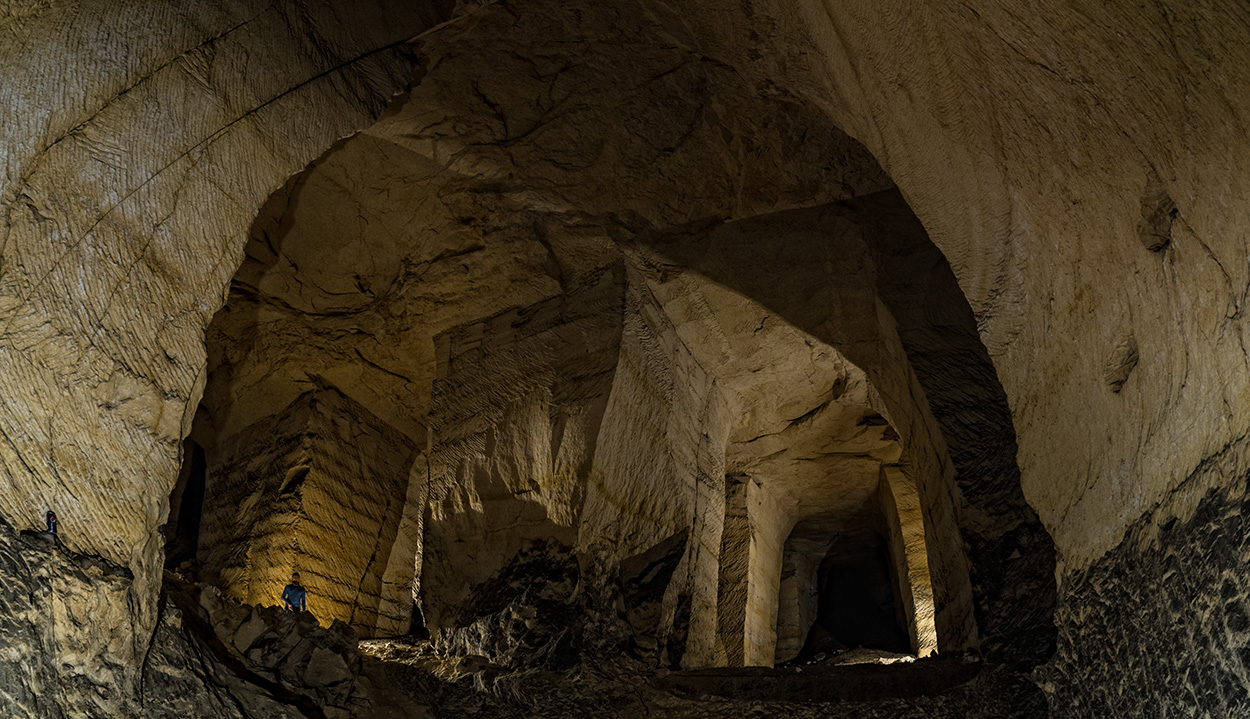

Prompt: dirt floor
xmin=358 ymin=639 xmax=1047 ymax=718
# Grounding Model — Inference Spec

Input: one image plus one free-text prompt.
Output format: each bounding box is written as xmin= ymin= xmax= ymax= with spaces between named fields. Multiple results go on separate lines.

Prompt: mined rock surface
xmin=1039 ymin=439 xmax=1250 ymax=716
xmin=359 ymin=639 xmax=1046 ymax=719
xmin=197 ymin=0 xmax=987 ymax=674
xmin=146 ymin=575 xmax=378 ymax=718
xmin=186 ymin=580 xmax=372 ymax=716
xmin=1 ymin=0 xmax=1248 ymax=716
xmin=0 ymin=518 xmax=369 ymax=719
xmin=0 ymin=0 xmax=448 ymax=710
xmin=199 ymin=386 xmax=422 ymax=636
xmin=0 ymin=522 xmax=138 ymax=718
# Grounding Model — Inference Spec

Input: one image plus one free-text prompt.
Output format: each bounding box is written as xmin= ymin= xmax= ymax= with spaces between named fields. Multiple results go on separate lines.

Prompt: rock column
xmin=199 ymin=387 xmax=421 ymax=636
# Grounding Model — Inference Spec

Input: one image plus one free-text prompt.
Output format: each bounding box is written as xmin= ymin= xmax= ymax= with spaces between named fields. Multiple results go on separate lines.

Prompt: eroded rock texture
xmin=190 ymin=0 xmax=986 ymax=678
xmin=144 ymin=580 xmax=370 ymax=719
xmin=0 ymin=0 xmax=449 ymax=710
xmin=199 ymin=387 xmax=422 ymax=636
xmin=0 ymin=523 xmax=138 ymax=718
xmin=2 ymin=0 xmax=1249 ymax=715
xmin=0 ymin=519 xmax=370 ymax=719
xmin=1040 ymin=445 xmax=1250 ymax=716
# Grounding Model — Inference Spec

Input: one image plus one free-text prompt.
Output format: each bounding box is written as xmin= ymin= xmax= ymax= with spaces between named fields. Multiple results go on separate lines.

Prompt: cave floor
xmin=358 ymin=639 xmax=1047 ymax=718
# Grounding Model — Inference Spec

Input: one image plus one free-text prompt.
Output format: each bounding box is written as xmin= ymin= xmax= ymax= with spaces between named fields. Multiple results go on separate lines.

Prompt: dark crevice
xmin=165 ymin=440 xmax=207 ymax=570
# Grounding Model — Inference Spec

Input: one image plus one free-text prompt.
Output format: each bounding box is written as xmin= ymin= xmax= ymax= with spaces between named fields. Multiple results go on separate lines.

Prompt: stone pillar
xmin=199 ymin=386 xmax=421 ymax=637
xmin=715 ymin=475 xmax=790 ymax=667
xmin=774 ymin=536 xmax=824 ymax=663
xmin=879 ymin=466 xmax=938 ymax=656
xmin=577 ymin=267 xmax=733 ymax=668
xmin=680 ymin=462 xmax=728 ymax=668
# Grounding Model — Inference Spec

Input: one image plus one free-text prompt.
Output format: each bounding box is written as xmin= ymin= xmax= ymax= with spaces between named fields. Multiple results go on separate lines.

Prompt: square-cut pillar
xmin=423 ymin=264 xmax=732 ymax=665
xmin=199 ymin=387 xmax=420 ymax=636
xmin=716 ymin=474 xmax=789 ymax=667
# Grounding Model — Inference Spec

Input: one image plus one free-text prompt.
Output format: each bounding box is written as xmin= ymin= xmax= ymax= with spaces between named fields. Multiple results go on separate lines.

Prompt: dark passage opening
xmin=803 ymin=535 xmax=910 ymax=657
xmin=165 ymin=439 xmax=206 ymax=570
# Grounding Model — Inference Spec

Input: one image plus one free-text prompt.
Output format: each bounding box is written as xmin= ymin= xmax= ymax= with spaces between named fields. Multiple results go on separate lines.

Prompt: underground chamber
xmin=156 ymin=118 xmax=1055 ymax=715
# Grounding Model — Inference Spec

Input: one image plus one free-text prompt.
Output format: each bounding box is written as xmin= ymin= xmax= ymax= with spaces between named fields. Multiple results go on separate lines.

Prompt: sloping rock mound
xmin=0 ymin=521 xmax=139 ymax=719
xmin=151 ymin=577 xmax=373 ymax=718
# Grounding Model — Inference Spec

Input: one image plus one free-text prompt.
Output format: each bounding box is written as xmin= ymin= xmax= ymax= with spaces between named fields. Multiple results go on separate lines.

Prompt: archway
xmin=162 ymin=0 xmax=1055 ymax=683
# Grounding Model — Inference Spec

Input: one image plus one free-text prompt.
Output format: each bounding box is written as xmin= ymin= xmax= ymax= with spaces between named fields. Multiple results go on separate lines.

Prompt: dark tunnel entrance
xmin=804 ymin=536 xmax=911 ymax=658
xmin=165 ymin=439 xmax=206 ymax=571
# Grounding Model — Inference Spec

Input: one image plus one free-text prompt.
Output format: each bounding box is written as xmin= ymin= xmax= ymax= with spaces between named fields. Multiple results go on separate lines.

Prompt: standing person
xmin=281 ymin=572 xmax=307 ymax=613
xmin=45 ymin=510 xmax=57 ymax=535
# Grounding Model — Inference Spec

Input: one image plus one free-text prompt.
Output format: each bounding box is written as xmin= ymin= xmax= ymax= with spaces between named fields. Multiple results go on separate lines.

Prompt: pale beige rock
xmin=199 ymin=387 xmax=422 ymax=636
xmin=0 ymin=1 xmax=446 ymax=712
xmin=879 ymin=467 xmax=938 ymax=657
xmin=2 ymin=0 xmax=1248 ymax=713
xmin=780 ymin=0 xmax=1250 ymax=570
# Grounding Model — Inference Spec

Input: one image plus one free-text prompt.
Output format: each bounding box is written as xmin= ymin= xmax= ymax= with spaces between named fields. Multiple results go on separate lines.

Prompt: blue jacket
xmin=281 ymin=583 xmax=307 ymax=611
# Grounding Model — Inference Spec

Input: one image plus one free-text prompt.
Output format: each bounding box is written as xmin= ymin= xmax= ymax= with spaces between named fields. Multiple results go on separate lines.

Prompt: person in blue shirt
xmin=46 ymin=510 xmax=57 ymax=535
xmin=281 ymin=572 xmax=307 ymax=612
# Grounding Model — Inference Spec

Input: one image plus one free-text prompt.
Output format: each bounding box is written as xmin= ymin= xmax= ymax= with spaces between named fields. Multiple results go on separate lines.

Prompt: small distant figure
xmin=281 ymin=572 xmax=307 ymax=613
xmin=45 ymin=510 xmax=57 ymax=535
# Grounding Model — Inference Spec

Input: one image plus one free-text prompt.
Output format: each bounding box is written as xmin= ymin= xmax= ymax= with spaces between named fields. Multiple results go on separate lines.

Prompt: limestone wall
xmin=3 ymin=0 xmax=1247 ymax=713
xmin=785 ymin=0 xmax=1250 ymax=572
xmin=579 ymin=267 xmax=734 ymax=667
xmin=423 ymin=269 xmax=625 ymax=634
xmin=200 ymin=387 xmax=421 ymax=636
xmin=635 ymin=206 xmax=980 ymax=653
xmin=0 ymin=1 xmax=447 ymax=711
xmin=0 ymin=0 xmax=443 ymax=567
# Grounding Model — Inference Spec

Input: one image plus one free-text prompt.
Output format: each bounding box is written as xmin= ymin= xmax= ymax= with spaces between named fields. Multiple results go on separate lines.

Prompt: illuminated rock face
xmin=418 ymin=259 xmax=943 ymax=669
xmin=199 ymin=387 xmax=421 ymax=637
xmin=2 ymin=0 xmax=1248 ymax=716
xmin=0 ymin=1 xmax=447 ymax=714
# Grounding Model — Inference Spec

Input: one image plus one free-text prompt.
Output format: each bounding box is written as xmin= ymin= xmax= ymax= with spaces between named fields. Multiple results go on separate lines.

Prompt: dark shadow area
xmin=165 ymin=440 xmax=207 ymax=570
xmin=855 ymin=189 xmax=1059 ymax=666
xmin=656 ymin=656 xmax=979 ymax=702
xmin=806 ymin=538 xmax=910 ymax=656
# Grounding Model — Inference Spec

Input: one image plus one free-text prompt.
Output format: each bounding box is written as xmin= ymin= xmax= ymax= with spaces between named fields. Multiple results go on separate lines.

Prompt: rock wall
xmin=5 ymin=0 xmax=1248 ymax=713
xmin=1039 ymin=442 xmax=1250 ymax=716
xmin=191 ymin=0 xmax=1006 ymax=674
xmin=422 ymin=267 xmax=625 ymax=640
xmin=715 ymin=474 xmax=789 ymax=667
xmin=633 ymin=206 xmax=981 ymax=654
xmin=879 ymin=467 xmax=938 ymax=658
xmin=775 ymin=0 xmax=1248 ymax=700
xmin=856 ymin=190 xmax=1056 ymax=665
xmin=0 ymin=517 xmax=374 ymax=719
xmin=0 ymin=523 xmax=138 ymax=718
xmin=775 ymin=532 xmax=823 ymax=664
xmin=422 ymin=263 xmax=741 ymax=667
xmin=0 ymin=0 xmax=444 ymax=565
xmin=0 ymin=0 xmax=447 ymax=710
xmin=786 ymin=0 xmax=1250 ymax=581
xmin=579 ymin=264 xmax=738 ymax=668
